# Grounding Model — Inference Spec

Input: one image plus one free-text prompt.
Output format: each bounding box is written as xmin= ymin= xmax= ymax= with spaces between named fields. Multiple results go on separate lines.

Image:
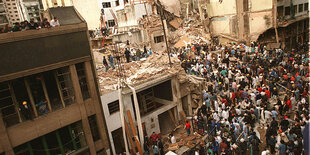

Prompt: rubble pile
xmin=169 ymin=14 xmax=211 ymax=46
xmin=162 ymin=126 xmax=204 ymax=152
xmin=96 ymin=51 xmax=197 ymax=94
xmin=138 ymin=15 xmax=162 ymax=30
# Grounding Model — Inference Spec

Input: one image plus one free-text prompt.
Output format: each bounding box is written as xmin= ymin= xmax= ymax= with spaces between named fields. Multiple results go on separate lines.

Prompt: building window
xmin=0 ymin=82 xmax=20 ymax=127
xmin=124 ymin=0 xmax=129 ymax=4
xmin=102 ymin=2 xmax=111 ymax=8
xmin=115 ymin=0 xmax=119 ymax=6
xmin=42 ymin=71 xmax=63 ymax=111
xmin=75 ymin=63 xmax=90 ymax=100
xmin=14 ymin=121 xmax=87 ymax=155
xmin=305 ymin=3 xmax=309 ymax=11
xmin=298 ymin=4 xmax=303 ymax=12
xmin=107 ymin=19 xmax=115 ymax=27
xmin=154 ymin=35 xmax=164 ymax=43
xmin=55 ymin=67 xmax=75 ymax=106
xmin=108 ymin=100 xmax=119 ymax=114
xmin=88 ymin=115 xmax=100 ymax=141
xmin=285 ymin=6 xmax=290 ymax=16
xmin=293 ymin=5 xmax=297 ymax=14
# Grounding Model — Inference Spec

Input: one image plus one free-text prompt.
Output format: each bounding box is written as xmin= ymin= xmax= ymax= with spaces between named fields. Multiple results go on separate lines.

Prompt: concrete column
xmin=171 ymin=77 xmax=182 ymax=121
xmin=0 ymin=114 xmax=14 ymax=155
xmin=84 ymin=61 xmax=111 ymax=151
xmin=69 ymin=65 xmax=96 ymax=155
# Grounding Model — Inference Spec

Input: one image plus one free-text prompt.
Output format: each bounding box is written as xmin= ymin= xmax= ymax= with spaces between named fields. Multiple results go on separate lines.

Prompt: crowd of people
xmin=105 ymin=40 xmax=308 ymax=155
xmin=174 ymin=42 xmax=309 ymax=155
xmin=0 ymin=17 xmax=60 ymax=33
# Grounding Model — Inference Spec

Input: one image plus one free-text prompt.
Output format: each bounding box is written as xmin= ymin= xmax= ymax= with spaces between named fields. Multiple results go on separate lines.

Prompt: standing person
xmin=136 ymin=49 xmax=141 ymax=61
xmin=143 ymin=141 xmax=149 ymax=155
xmin=50 ymin=17 xmax=60 ymax=27
xmin=124 ymin=48 xmax=130 ymax=63
xmin=157 ymin=139 xmax=164 ymax=155
xmin=185 ymin=121 xmax=191 ymax=136
xmin=108 ymin=53 xmax=115 ymax=69
xmin=152 ymin=144 xmax=159 ymax=155
xmin=102 ymin=55 xmax=109 ymax=72
xmin=150 ymin=132 xmax=159 ymax=145
xmin=250 ymin=132 xmax=261 ymax=155
xmin=20 ymin=101 xmax=31 ymax=120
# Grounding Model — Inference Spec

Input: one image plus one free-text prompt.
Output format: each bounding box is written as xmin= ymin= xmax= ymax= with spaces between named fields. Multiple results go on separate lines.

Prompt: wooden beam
xmin=126 ymin=110 xmax=143 ymax=155
xmin=124 ymin=117 xmax=137 ymax=154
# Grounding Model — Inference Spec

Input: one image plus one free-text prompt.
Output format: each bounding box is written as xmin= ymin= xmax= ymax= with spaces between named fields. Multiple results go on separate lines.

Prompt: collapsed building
xmin=93 ymin=51 xmax=205 ymax=154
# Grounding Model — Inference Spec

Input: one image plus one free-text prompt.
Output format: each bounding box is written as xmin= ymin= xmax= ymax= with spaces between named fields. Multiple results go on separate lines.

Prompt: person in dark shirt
xmin=28 ymin=19 xmax=39 ymax=30
xmin=40 ymin=18 xmax=51 ymax=28
xmin=124 ymin=48 xmax=130 ymax=63
xmin=12 ymin=22 xmax=21 ymax=32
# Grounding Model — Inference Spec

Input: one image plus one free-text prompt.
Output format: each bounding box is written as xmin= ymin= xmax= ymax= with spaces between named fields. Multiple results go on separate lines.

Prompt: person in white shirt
xmin=50 ymin=17 xmax=60 ymax=27
xmin=169 ymin=133 xmax=176 ymax=144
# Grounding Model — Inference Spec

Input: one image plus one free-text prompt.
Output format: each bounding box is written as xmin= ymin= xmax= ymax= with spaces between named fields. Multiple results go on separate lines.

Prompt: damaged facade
xmin=179 ymin=0 xmax=309 ymax=48
xmin=257 ymin=0 xmax=309 ymax=49
xmin=95 ymin=52 xmax=204 ymax=154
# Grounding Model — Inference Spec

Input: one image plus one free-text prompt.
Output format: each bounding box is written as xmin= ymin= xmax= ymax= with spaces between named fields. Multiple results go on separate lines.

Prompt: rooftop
xmin=94 ymin=51 xmax=189 ymax=95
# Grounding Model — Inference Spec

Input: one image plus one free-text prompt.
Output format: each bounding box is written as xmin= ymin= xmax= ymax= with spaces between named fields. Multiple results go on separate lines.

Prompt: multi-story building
xmin=0 ymin=0 xmax=23 ymax=26
xmin=0 ymin=6 xmax=110 ymax=155
xmin=19 ymin=0 xmax=42 ymax=23
xmin=41 ymin=0 xmax=101 ymax=30
xmin=0 ymin=0 xmax=9 ymax=27
xmin=187 ymin=0 xmax=309 ymax=49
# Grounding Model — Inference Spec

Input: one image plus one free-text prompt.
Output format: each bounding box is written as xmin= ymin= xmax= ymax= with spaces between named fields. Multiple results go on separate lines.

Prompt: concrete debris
xmin=169 ymin=17 xmax=183 ymax=29
xmin=159 ymin=0 xmax=181 ymax=17
xmin=96 ymin=51 xmax=195 ymax=93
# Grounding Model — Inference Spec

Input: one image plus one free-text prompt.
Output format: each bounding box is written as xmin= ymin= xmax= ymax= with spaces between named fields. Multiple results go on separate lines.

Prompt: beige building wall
xmin=42 ymin=0 xmax=101 ymax=30
xmin=206 ymin=0 xmax=236 ymax=17
xmin=210 ymin=18 xmax=231 ymax=35
xmin=249 ymin=11 xmax=273 ymax=41
xmin=249 ymin=0 xmax=273 ymax=12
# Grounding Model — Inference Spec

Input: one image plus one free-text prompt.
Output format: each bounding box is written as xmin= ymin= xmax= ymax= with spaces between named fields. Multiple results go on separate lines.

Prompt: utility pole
xmin=157 ymin=0 xmax=172 ymax=67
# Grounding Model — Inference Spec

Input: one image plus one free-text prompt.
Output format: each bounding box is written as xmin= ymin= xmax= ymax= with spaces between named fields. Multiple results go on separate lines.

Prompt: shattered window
xmin=102 ymin=2 xmax=111 ymax=8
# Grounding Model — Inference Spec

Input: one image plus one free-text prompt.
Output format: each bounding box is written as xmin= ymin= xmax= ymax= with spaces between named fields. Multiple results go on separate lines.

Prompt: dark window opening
xmin=0 ymin=82 xmax=19 ymax=127
xmin=293 ymin=5 xmax=297 ymax=14
xmin=136 ymin=88 xmax=164 ymax=116
xmin=14 ymin=121 xmax=87 ymax=155
xmin=12 ymin=78 xmax=32 ymax=122
xmin=153 ymin=80 xmax=173 ymax=101
xmin=124 ymin=0 xmax=129 ymax=4
xmin=115 ymin=0 xmax=119 ymax=6
xmin=305 ymin=3 xmax=308 ymax=11
xmin=285 ymin=6 xmax=290 ymax=16
xmin=102 ymin=2 xmax=111 ymax=8
xmin=76 ymin=63 xmax=90 ymax=100
xmin=43 ymin=71 xmax=63 ymax=111
xmin=107 ymin=19 xmax=115 ymax=27
xmin=299 ymin=4 xmax=303 ymax=12
xmin=108 ymin=100 xmax=119 ymax=114
xmin=112 ymin=128 xmax=125 ymax=154
xmin=88 ymin=115 xmax=100 ymax=141
xmin=27 ymin=74 xmax=49 ymax=116
xmin=154 ymin=35 xmax=164 ymax=43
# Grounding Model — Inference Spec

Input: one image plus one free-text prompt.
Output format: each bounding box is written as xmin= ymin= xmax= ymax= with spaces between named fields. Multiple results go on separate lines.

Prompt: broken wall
xmin=159 ymin=0 xmax=181 ymax=17
xmin=249 ymin=11 xmax=273 ymax=41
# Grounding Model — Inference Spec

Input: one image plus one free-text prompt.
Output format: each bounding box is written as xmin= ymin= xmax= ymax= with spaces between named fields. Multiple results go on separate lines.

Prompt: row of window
xmin=280 ymin=3 xmax=309 ymax=16
xmin=0 ymin=63 xmax=90 ymax=127
xmin=13 ymin=117 xmax=100 ymax=155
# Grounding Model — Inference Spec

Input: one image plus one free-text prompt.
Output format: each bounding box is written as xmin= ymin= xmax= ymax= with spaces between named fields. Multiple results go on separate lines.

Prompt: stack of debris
xmin=163 ymin=126 xmax=204 ymax=153
xmin=96 ymin=51 xmax=199 ymax=94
